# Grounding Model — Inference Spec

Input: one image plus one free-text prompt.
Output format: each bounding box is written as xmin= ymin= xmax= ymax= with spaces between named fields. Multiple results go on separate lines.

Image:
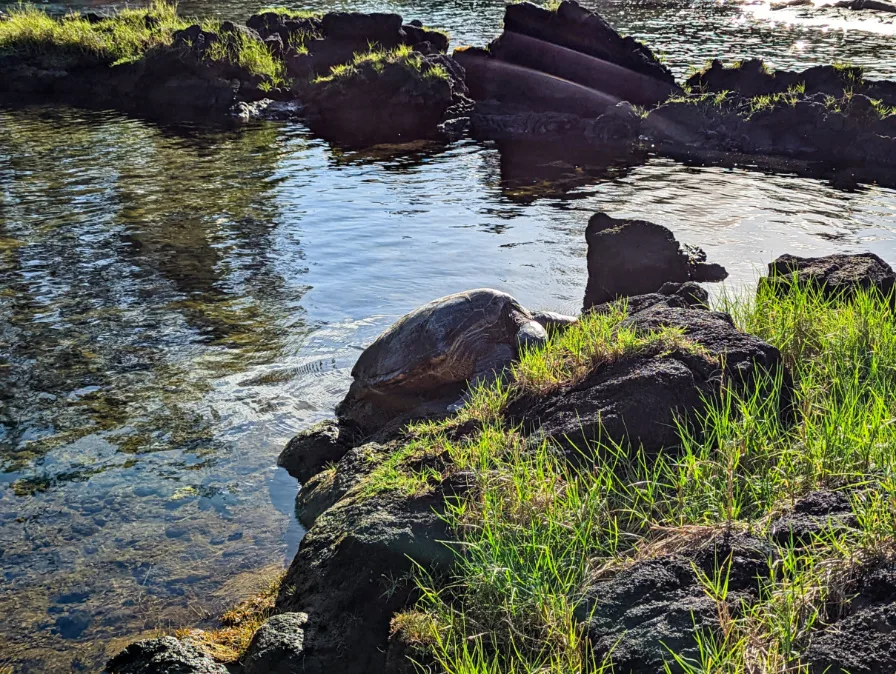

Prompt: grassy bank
xmin=0 ymin=3 xmax=287 ymax=86
xmin=386 ymin=283 xmax=896 ymax=673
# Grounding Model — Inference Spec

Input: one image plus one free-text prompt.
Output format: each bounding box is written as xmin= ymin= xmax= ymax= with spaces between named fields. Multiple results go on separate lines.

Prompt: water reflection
xmin=4 ymin=0 xmax=896 ymax=671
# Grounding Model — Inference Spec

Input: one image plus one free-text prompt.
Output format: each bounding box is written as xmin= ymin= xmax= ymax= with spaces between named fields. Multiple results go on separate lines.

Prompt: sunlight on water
xmin=4 ymin=0 xmax=896 ymax=671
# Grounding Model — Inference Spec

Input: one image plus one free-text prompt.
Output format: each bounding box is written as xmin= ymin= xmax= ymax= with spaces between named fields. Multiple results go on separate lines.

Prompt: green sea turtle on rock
xmin=336 ymin=288 xmax=575 ymax=433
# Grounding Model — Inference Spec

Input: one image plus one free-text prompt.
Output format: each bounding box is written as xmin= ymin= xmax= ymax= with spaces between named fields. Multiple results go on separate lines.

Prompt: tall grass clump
xmin=0 ymin=2 xmax=186 ymax=65
xmin=389 ymin=282 xmax=896 ymax=673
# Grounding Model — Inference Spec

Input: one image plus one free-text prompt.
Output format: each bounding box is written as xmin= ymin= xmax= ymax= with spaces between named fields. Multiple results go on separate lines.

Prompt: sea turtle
xmin=336 ymin=288 xmax=574 ymax=433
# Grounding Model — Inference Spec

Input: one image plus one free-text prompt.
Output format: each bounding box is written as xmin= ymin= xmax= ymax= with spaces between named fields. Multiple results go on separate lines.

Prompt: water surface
xmin=4 ymin=0 xmax=896 ymax=670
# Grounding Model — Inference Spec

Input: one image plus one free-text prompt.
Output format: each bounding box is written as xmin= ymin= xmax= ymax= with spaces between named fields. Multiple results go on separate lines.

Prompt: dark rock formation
xmin=278 ymin=419 xmax=355 ymax=483
xmin=806 ymin=563 xmax=896 ymax=674
xmin=760 ymin=252 xmax=896 ymax=299
xmin=243 ymin=613 xmax=313 ymax=674
xmin=458 ymin=1 xmax=677 ymax=143
xmin=275 ymin=481 xmax=460 ymax=674
xmin=591 ymin=281 xmax=710 ymax=316
xmin=105 ymin=637 xmax=228 ymax=674
xmin=302 ymin=51 xmax=471 ymax=145
xmin=506 ymin=305 xmax=788 ymax=456
xmin=769 ymin=490 xmax=857 ymax=545
xmin=336 ymin=289 xmax=550 ymax=434
xmin=583 ymin=213 xmax=727 ymax=311
xmin=576 ymin=533 xmax=774 ymax=673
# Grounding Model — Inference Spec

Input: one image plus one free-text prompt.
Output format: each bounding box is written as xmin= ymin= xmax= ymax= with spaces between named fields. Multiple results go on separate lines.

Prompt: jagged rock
xmin=583 ymin=214 xmax=727 ymax=311
xmin=770 ymin=490 xmax=857 ymax=545
xmin=505 ymin=306 xmax=788 ymax=456
xmin=230 ymin=99 xmax=303 ymax=122
xmin=806 ymin=563 xmax=896 ymax=673
xmin=322 ymin=12 xmax=403 ymax=44
xmin=278 ymin=419 xmax=355 ymax=483
xmin=576 ymin=533 xmax=774 ymax=673
xmin=761 ymin=252 xmax=896 ymax=299
xmin=105 ymin=637 xmax=228 ymax=674
xmin=243 ymin=613 xmax=313 ymax=674
xmin=336 ymin=289 xmax=552 ymax=434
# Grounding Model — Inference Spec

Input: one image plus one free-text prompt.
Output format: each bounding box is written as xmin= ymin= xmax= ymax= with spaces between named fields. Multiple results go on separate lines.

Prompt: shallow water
xmin=3 ymin=0 xmax=896 ymax=671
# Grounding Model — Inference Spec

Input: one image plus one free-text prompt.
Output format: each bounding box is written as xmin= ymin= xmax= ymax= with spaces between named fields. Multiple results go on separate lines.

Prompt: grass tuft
xmin=313 ymin=44 xmax=448 ymax=85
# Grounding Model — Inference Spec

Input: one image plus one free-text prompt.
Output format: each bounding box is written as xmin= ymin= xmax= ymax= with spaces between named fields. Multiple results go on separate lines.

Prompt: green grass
xmin=256 ymin=6 xmax=320 ymax=19
xmin=0 ymin=2 xmax=185 ymax=66
xmin=312 ymin=44 xmax=449 ymax=85
xmin=385 ymin=282 xmax=896 ymax=673
xmin=0 ymin=3 xmax=288 ymax=85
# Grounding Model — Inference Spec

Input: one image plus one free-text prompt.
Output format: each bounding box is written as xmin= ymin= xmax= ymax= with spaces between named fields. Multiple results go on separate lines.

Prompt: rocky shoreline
xmin=4 ymin=1 xmax=896 ymax=184
xmin=104 ymin=205 xmax=896 ymax=673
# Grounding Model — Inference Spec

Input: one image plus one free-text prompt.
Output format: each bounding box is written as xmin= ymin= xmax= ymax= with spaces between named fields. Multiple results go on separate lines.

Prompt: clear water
xmin=3 ymin=0 xmax=896 ymax=670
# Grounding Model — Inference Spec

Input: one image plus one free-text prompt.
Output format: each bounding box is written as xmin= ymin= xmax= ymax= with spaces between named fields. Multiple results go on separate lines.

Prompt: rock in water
xmin=278 ymin=419 xmax=355 ymax=483
xmin=583 ymin=213 xmax=727 ymax=311
xmin=337 ymin=289 xmax=554 ymax=434
xmin=105 ymin=637 xmax=228 ymax=674
xmin=761 ymin=252 xmax=896 ymax=299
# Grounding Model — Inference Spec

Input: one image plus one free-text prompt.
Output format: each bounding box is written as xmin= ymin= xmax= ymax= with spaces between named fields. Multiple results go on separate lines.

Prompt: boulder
xmin=806 ymin=563 xmax=896 ymax=673
xmin=321 ymin=12 xmax=403 ymax=44
xmin=583 ymin=213 xmax=727 ymax=311
xmin=336 ymin=289 xmax=552 ymax=434
xmin=505 ymin=306 xmax=788 ymax=455
xmin=761 ymin=253 xmax=896 ymax=299
xmin=243 ymin=613 xmax=314 ymax=674
xmin=576 ymin=533 xmax=774 ymax=673
xmin=105 ymin=637 xmax=228 ymax=674
xmin=278 ymin=419 xmax=355 ymax=483
xmin=590 ymin=281 xmax=710 ymax=316
xmin=303 ymin=51 xmax=469 ymax=145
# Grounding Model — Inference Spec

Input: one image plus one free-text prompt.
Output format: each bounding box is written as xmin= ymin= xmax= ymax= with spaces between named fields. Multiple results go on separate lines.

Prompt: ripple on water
xmin=4 ymin=0 xmax=896 ymax=670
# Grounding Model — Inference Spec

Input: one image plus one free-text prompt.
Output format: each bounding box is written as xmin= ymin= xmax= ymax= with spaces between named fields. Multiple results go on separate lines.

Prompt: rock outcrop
xmin=506 ymin=303 xmax=788 ymax=456
xmin=576 ymin=533 xmax=774 ymax=673
xmin=583 ymin=213 xmax=727 ymax=311
xmin=760 ymin=252 xmax=896 ymax=299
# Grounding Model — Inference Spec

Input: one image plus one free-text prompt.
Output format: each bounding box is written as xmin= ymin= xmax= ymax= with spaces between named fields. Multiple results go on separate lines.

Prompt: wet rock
xmin=54 ymin=612 xmax=90 ymax=639
xmin=247 ymin=12 xmax=322 ymax=40
xmin=322 ymin=12 xmax=403 ymax=44
xmin=243 ymin=612 xmax=312 ymax=674
xmin=278 ymin=419 xmax=356 ymax=483
xmin=401 ymin=24 xmax=449 ymax=53
xmin=336 ymin=289 xmax=550 ymax=434
xmin=577 ymin=533 xmax=774 ymax=673
xmin=806 ymin=563 xmax=896 ymax=673
xmin=230 ymin=99 xmax=303 ymax=122
xmin=105 ymin=636 xmax=228 ymax=674
xmin=770 ymin=490 xmax=857 ymax=545
xmin=583 ymin=213 xmax=727 ymax=311
xmin=761 ymin=252 xmax=896 ymax=299
xmin=276 ymin=482 xmax=460 ymax=674
xmin=506 ymin=306 xmax=788 ymax=455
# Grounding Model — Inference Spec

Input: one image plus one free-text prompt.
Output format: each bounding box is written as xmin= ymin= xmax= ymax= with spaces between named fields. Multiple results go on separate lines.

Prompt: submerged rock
xmin=105 ymin=636 xmax=228 ymax=674
xmin=577 ymin=533 xmax=774 ymax=673
xmin=761 ymin=252 xmax=896 ymax=299
xmin=336 ymin=289 xmax=553 ymax=434
xmin=583 ymin=213 xmax=727 ymax=311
